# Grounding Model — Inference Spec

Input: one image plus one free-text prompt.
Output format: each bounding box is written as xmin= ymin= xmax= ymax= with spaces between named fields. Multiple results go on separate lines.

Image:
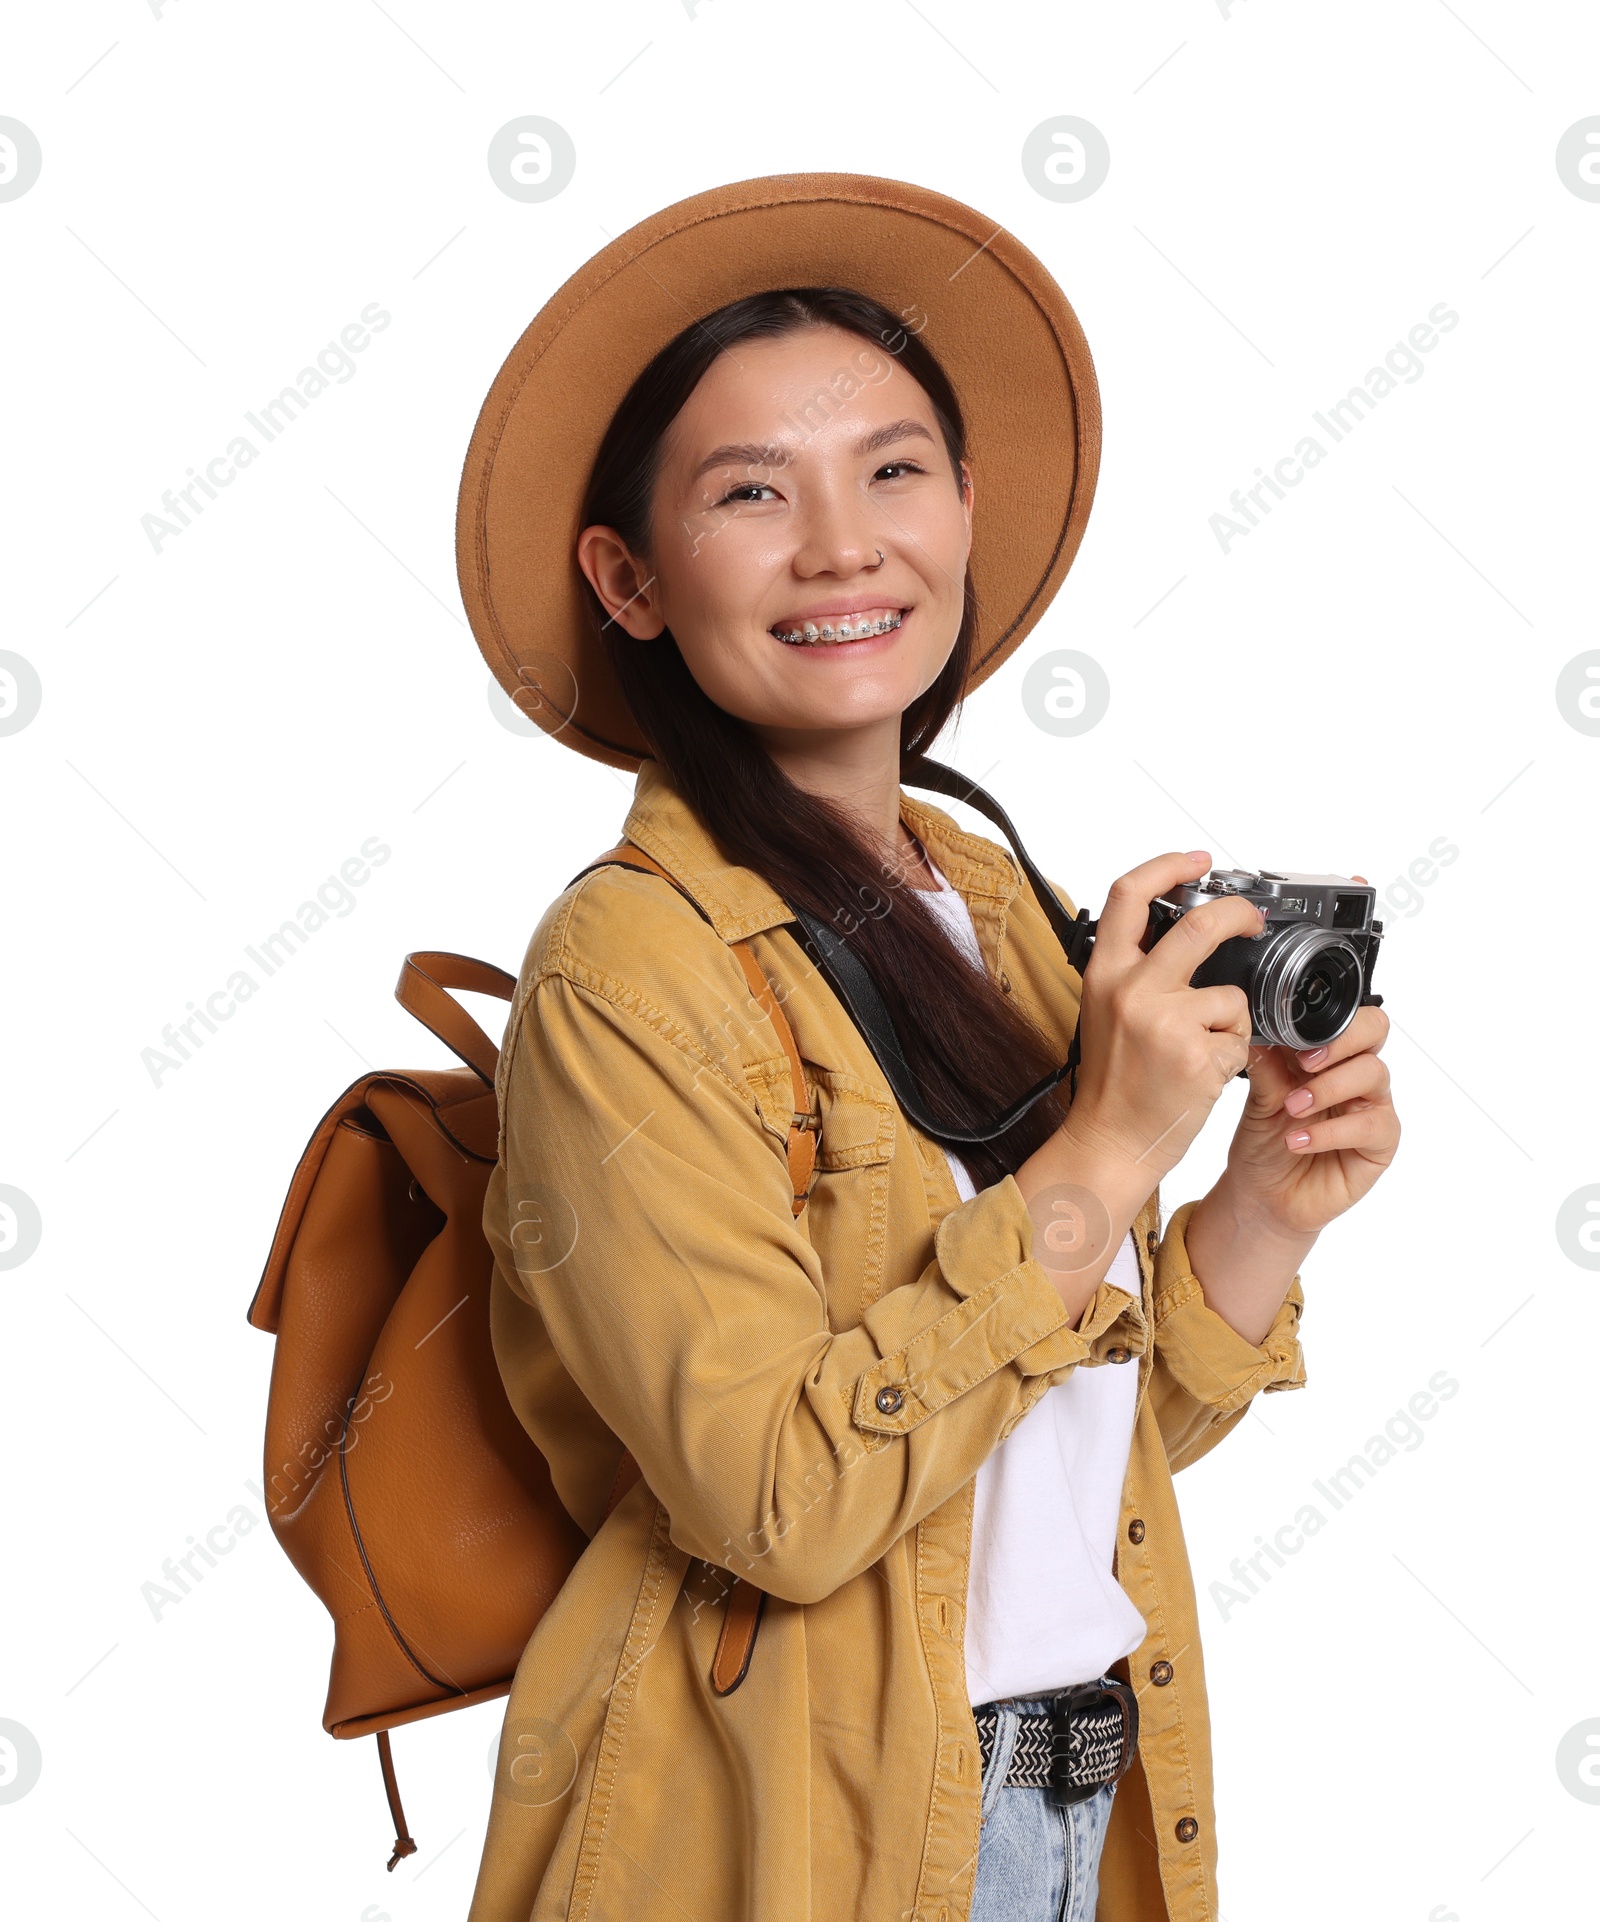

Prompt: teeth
xmin=774 ymin=610 xmax=903 ymax=646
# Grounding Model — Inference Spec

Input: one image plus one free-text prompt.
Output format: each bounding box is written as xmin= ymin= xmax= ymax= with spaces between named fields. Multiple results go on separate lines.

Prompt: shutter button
xmin=875 ymin=1385 xmax=905 ymax=1415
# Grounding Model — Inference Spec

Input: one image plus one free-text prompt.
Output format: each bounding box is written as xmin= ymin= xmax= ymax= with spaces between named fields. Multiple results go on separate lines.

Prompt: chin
xmin=796 ymin=680 xmax=926 ymax=731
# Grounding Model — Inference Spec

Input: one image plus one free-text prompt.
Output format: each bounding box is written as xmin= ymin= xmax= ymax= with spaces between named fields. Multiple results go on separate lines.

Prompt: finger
xmin=1188 ymin=982 xmax=1252 ymax=1038
xmin=1208 ymin=1031 xmax=1254 ymax=1086
xmin=1087 ymin=851 xmax=1215 ymax=978
xmin=1293 ymin=1003 xmax=1390 ymax=1072
xmin=1351 ymin=873 xmax=1368 ymax=885
xmin=1283 ymin=1107 xmax=1402 ymax=1156
xmin=1140 ymin=892 xmax=1267 ymax=994
xmin=1241 ymin=1041 xmax=1304 ymax=1106
xmin=1279 ymin=1052 xmax=1390 ymax=1121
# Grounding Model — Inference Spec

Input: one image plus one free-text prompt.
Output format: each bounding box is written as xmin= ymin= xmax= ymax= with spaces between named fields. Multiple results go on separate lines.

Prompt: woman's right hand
xmin=1060 ymin=849 xmax=1266 ymax=1184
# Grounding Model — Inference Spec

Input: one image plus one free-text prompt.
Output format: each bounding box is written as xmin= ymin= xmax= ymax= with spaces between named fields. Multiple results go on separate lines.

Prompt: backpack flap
xmin=247 ymin=1066 xmax=486 ymax=1337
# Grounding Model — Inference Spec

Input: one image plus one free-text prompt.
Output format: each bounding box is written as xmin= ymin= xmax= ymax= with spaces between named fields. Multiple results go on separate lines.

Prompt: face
xmin=577 ymin=324 xmax=973 ymax=753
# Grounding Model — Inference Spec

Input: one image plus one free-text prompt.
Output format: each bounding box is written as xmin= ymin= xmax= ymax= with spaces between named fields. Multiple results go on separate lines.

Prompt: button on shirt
xmin=916 ymin=867 xmax=1149 ymax=1705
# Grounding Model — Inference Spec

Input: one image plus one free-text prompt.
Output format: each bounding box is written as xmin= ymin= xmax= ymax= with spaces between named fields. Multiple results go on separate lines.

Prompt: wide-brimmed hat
xmin=456 ymin=171 xmax=1101 ymax=771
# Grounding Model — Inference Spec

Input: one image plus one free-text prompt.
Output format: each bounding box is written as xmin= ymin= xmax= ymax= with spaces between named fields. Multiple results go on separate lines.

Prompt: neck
xmin=753 ymin=714 xmax=903 ymax=846
xmin=752 ymin=715 xmax=937 ymax=888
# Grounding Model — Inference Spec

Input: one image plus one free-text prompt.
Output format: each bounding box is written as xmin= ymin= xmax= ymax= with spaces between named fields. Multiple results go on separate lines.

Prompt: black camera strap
xmin=788 ymin=755 xmax=1095 ymax=1150
xmin=903 ymin=755 xmax=1097 ymax=976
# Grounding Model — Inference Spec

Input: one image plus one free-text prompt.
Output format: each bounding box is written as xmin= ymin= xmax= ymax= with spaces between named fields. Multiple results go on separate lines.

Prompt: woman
xmin=459 ymin=176 xmax=1398 ymax=1922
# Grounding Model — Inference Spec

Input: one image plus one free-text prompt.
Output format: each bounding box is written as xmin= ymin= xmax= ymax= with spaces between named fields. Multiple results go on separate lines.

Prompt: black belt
xmin=973 ymin=1677 xmax=1139 ymax=1807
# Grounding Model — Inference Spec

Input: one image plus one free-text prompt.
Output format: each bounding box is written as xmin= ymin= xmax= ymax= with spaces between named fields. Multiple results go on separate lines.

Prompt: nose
xmin=790 ymin=482 xmax=883 ymax=580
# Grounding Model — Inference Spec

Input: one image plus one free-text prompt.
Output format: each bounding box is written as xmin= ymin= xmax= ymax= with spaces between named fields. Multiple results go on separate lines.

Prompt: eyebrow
xmin=690 ymin=417 xmax=937 ymax=482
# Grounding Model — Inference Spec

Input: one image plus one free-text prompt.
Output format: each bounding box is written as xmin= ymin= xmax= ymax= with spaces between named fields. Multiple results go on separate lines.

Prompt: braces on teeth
xmin=775 ymin=610 xmax=903 ymax=645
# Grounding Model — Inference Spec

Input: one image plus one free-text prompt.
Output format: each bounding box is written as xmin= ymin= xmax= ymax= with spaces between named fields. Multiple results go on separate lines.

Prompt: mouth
xmin=769 ymin=606 xmax=906 ymax=647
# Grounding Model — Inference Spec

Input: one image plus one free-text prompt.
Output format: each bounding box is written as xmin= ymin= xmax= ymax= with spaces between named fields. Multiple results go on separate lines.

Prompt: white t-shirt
xmin=914 ymin=863 xmax=1148 ymax=1706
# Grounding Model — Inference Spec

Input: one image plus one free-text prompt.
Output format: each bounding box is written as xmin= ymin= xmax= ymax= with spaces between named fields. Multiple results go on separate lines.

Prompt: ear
xmin=575 ymin=525 xmax=666 ymax=640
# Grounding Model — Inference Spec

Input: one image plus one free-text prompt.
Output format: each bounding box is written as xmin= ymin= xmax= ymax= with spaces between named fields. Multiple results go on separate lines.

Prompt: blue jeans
xmin=969 ymin=1694 xmax=1118 ymax=1922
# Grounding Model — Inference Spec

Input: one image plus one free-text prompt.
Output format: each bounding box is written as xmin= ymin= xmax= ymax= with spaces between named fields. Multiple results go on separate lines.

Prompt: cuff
xmin=1018 ymin=1265 xmax=1147 ymax=1377
xmin=1151 ymin=1198 xmax=1307 ymax=1413
xmin=1080 ymin=1278 xmax=1148 ymax=1367
xmin=853 ymin=1176 xmax=1078 ymax=1434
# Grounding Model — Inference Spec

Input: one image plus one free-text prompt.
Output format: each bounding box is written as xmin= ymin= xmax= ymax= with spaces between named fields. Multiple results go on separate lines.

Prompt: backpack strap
xmin=709 ymin=1577 xmax=767 ymax=1695
xmin=394 ymin=951 xmax=518 ymax=1086
xmin=577 ymin=841 xmax=819 ymax=1219
xmin=374 ymin=1729 xmax=417 ymax=1872
xmin=575 ymin=839 xmax=813 ymax=1704
xmin=727 ymin=939 xmax=820 ymax=1221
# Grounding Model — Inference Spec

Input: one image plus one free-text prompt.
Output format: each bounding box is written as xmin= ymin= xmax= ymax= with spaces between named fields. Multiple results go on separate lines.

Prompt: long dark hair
xmin=580 ymin=287 xmax=1068 ymax=1188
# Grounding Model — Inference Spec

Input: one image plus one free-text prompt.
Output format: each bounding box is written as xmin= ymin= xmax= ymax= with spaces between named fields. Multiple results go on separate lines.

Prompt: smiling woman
xmin=567 ymin=287 xmax=1077 ymax=1192
xmin=458 ymin=173 xmax=1397 ymax=1922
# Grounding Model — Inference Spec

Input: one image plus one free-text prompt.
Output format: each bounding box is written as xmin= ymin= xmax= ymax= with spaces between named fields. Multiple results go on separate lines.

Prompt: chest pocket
xmin=799 ymin=1065 xmax=897 ymax=1325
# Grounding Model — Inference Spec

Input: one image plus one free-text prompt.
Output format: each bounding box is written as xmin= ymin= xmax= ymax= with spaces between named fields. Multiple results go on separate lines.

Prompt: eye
xmin=875 ymin=459 xmax=928 ymax=482
xmin=716 ymin=481 xmax=779 ymax=506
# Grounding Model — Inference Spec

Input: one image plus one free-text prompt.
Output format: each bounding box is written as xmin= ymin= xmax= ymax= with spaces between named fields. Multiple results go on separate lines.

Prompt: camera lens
xmin=1290 ymin=955 xmax=1358 ymax=1037
xmin=1253 ymin=929 xmax=1364 ymax=1049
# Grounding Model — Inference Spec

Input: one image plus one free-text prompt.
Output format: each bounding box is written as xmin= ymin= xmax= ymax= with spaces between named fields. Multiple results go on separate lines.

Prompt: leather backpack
xmin=246 ymin=842 xmax=818 ymax=1869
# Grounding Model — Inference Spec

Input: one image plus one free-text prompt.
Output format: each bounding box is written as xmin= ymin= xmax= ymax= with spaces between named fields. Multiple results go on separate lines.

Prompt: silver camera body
xmin=1144 ymin=868 xmax=1384 ymax=1051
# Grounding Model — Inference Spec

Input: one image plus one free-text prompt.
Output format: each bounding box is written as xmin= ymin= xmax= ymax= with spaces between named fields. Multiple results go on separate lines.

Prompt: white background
xmin=3 ymin=3 xmax=1597 ymax=1918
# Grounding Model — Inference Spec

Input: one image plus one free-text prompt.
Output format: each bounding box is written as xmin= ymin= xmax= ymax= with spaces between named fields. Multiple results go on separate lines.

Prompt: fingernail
xmin=1286 ymin=1129 xmax=1312 ymax=1149
xmin=1299 ymin=1046 xmax=1328 ymax=1066
xmin=1186 ymin=850 xmax=1208 ymax=862
xmin=1283 ymin=1088 xmax=1314 ymax=1115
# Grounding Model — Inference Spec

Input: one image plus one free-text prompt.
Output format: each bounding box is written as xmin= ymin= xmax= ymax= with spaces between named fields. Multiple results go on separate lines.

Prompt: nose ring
xmin=871 ymin=547 xmax=885 ymax=569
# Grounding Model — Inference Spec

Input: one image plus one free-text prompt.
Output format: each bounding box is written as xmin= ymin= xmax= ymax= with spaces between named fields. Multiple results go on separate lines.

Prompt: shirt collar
xmin=619 ymin=759 xmax=1024 ymax=945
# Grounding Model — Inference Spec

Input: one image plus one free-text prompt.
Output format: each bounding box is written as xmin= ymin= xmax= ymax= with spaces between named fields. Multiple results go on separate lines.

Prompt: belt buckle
xmin=1045 ymin=1677 xmax=1139 ymax=1808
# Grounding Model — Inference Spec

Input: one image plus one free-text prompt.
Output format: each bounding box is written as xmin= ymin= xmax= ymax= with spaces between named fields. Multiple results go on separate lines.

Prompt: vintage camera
xmin=1087 ymin=869 xmax=1385 ymax=1051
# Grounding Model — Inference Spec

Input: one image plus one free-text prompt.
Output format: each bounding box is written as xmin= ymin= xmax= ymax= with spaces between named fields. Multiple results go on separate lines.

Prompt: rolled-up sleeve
xmin=852 ymin=1179 xmax=1135 ymax=1432
xmin=1146 ymin=1197 xmax=1307 ymax=1473
xmin=489 ymin=948 xmax=1102 ymax=1608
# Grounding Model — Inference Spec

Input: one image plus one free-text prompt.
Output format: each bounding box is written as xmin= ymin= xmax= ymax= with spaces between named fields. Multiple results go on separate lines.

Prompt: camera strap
xmin=788 ymin=755 xmax=1095 ymax=1150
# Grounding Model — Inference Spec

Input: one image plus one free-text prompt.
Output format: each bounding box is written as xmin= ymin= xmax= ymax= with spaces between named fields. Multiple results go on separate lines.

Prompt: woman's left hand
xmin=1215 ymin=987 xmax=1400 ymax=1241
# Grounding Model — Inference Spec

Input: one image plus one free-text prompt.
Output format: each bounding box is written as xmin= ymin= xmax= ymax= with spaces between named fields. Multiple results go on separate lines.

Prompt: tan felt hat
xmin=456 ymin=171 xmax=1102 ymax=770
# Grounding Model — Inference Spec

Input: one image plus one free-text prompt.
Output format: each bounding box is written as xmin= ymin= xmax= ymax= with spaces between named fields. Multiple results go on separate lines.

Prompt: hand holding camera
xmin=1058 ymin=845 xmax=1398 ymax=1266
xmin=1016 ymin=844 xmax=1398 ymax=1329
xmin=1058 ymin=849 xmax=1272 ymax=1183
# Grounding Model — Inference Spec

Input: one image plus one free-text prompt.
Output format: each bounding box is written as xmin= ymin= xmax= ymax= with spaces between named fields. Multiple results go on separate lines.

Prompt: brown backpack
xmin=246 ymin=843 xmax=817 ymax=1868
